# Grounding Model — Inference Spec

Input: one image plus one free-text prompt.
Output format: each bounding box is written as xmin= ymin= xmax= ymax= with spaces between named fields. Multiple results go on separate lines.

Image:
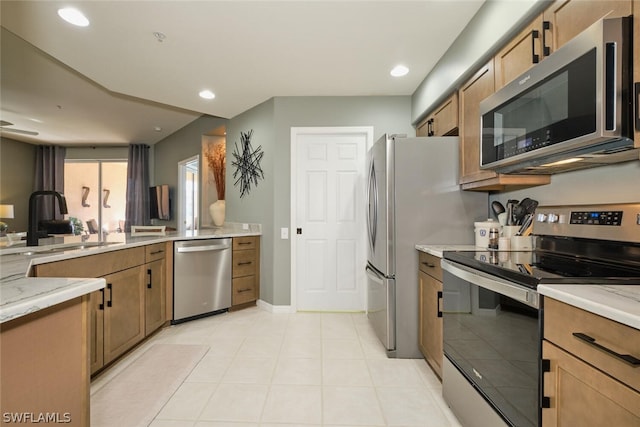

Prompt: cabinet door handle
xmin=107 ymin=283 xmax=113 ymax=307
xmin=542 ymin=20 xmax=551 ymax=56
xmin=99 ymin=288 xmax=105 ymax=310
xmin=531 ymin=29 xmax=540 ymax=64
xmin=540 ymin=358 xmax=551 ymax=409
xmin=437 ymin=291 xmax=443 ymax=318
xmin=147 ymin=268 xmax=152 ymax=289
xmin=572 ymin=332 xmax=640 ymax=366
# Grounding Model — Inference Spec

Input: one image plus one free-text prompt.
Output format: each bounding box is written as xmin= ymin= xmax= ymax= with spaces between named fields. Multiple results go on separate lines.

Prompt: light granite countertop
xmin=415 ymin=244 xmax=478 ymax=258
xmin=0 ymin=223 xmax=261 ymax=324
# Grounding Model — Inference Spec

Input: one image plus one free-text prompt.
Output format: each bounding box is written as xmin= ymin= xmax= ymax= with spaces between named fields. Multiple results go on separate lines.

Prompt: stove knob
xmin=547 ymin=213 xmax=559 ymax=223
xmin=537 ymin=213 xmax=548 ymax=223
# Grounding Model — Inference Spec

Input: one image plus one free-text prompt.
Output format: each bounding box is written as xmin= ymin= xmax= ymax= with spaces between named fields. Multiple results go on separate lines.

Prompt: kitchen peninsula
xmin=0 ymin=223 xmax=261 ymax=427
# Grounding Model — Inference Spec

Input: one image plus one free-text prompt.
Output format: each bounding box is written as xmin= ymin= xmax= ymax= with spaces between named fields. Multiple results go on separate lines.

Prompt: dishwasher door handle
xmin=176 ymin=243 xmax=231 ymax=253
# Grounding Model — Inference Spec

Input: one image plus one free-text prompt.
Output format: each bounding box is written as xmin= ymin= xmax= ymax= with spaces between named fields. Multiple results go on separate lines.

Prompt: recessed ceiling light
xmin=199 ymin=90 xmax=216 ymax=100
xmin=390 ymin=65 xmax=409 ymax=77
xmin=57 ymin=8 xmax=90 ymax=27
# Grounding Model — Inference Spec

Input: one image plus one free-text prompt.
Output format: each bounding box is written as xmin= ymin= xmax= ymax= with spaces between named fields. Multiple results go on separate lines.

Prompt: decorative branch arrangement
xmin=103 ymin=189 xmax=111 ymax=208
xmin=231 ymin=130 xmax=264 ymax=198
xmin=204 ymin=142 xmax=226 ymax=200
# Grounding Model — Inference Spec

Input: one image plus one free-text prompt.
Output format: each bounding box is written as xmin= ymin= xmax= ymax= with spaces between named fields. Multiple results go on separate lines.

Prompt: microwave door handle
xmin=604 ymin=42 xmax=617 ymax=131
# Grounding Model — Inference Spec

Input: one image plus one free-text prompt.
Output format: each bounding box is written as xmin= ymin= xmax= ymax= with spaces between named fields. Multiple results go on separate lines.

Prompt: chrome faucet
xmin=27 ymin=191 xmax=69 ymax=246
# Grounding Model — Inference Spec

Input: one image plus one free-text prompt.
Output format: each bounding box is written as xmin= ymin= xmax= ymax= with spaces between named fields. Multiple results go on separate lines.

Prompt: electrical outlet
xmin=280 ymin=227 xmax=289 ymax=239
xmin=242 ymin=223 xmax=249 ymax=230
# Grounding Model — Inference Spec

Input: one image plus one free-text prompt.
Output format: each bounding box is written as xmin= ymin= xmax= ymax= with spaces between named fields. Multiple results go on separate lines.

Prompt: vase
xmin=209 ymin=200 xmax=226 ymax=226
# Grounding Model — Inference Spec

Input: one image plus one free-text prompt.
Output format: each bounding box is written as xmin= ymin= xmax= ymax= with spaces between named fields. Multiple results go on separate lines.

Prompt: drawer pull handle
xmin=150 ymin=250 xmax=164 ymax=255
xmin=238 ymin=261 xmax=252 ymax=266
xmin=572 ymin=332 xmax=640 ymax=366
xmin=238 ymin=242 xmax=252 ymax=245
xmin=421 ymin=262 xmax=435 ymax=268
xmin=237 ymin=288 xmax=253 ymax=293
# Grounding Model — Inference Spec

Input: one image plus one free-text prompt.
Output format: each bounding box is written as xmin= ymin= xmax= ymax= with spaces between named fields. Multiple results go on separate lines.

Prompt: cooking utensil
xmin=491 ymin=201 xmax=505 ymax=219
xmin=506 ymin=199 xmax=519 ymax=226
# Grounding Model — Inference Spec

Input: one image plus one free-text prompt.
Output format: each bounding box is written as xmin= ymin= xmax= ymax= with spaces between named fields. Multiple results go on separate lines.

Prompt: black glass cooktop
xmin=443 ymin=249 xmax=640 ymax=289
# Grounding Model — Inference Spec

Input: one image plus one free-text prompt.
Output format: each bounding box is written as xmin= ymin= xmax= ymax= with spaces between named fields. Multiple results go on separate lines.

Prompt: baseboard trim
xmin=256 ymin=299 xmax=295 ymax=314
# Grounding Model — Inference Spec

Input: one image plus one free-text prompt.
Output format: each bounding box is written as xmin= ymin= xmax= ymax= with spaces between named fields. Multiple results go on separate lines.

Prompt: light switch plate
xmin=242 ymin=223 xmax=249 ymax=230
xmin=280 ymin=227 xmax=289 ymax=239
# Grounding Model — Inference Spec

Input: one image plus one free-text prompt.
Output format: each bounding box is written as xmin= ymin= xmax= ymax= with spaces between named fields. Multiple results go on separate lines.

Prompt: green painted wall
xmin=226 ymin=95 xmax=413 ymax=306
xmin=0 ymin=137 xmax=36 ymax=232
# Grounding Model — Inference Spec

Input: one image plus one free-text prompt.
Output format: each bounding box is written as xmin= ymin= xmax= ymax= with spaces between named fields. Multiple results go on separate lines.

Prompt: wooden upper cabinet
xmin=416 ymin=93 xmax=459 ymax=137
xmin=459 ymin=60 xmax=499 ymax=184
xmin=543 ymin=0 xmax=632 ymax=53
xmin=495 ymin=14 xmax=547 ymax=90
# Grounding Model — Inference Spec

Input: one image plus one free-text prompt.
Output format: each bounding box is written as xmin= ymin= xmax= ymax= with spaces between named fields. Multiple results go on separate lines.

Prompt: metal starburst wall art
xmin=231 ymin=130 xmax=264 ymax=198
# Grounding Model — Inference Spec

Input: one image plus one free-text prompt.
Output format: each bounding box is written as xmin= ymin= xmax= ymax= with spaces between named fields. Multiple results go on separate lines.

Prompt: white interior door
xmin=292 ymin=127 xmax=372 ymax=311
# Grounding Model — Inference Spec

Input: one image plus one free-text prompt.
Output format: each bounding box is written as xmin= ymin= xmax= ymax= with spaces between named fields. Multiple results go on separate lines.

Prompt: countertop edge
xmin=539 ymin=284 xmax=640 ymax=330
xmin=415 ymin=244 xmax=479 ymax=258
xmin=0 ymin=277 xmax=105 ymax=324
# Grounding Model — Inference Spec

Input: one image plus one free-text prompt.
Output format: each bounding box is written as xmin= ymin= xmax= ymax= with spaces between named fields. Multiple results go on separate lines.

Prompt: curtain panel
xmin=33 ymin=145 xmax=66 ymax=222
xmin=125 ymin=144 xmax=150 ymax=232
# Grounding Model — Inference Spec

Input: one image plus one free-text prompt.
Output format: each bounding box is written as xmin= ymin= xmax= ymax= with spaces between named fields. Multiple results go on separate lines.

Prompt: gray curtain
xmin=125 ymin=144 xmax=150 ymax=231
xmin=34 ymin=145 xmax=66 ymax=221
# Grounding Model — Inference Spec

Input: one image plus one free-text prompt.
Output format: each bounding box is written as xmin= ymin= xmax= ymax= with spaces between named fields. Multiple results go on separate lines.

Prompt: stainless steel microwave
xmin=480 ymin=17 xmax=637 ymax=174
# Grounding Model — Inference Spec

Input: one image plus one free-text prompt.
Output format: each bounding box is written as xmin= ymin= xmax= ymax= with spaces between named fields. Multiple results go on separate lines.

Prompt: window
xmin=64 ymin=160 xmax=127 ymax=235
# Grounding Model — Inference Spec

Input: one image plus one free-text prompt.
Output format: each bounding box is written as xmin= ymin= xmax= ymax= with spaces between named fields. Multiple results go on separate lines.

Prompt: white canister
xmin=474 ymin=219 xmax=498 ymax=248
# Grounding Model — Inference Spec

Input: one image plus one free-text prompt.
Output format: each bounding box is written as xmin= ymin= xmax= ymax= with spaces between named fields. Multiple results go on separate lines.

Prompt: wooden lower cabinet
xmin=542 ymin=297 xmax=640 ymax=426
xmin=145 ymin=258 xmax=166 ymax=336
xmin=102 ymin=266 xmax=145 ymax=365
xmin=89 ymin=289 xmax=105 ymax=374
xmin=231 ymin=236 xmax=260 ymax=309
xmin=34 ymin=244 xmax=166 ymax=375
xmin=1 ymin=297 xmax=90 ymax=427
xmin=542 ymin=341 xmax=640 ymax=426
xmin=418 ymin=251 xmax=443 ymax=379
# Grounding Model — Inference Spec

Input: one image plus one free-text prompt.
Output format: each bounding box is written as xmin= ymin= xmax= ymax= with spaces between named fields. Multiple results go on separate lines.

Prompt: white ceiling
xmin=0 ymin=1 xmax=485 ymax=146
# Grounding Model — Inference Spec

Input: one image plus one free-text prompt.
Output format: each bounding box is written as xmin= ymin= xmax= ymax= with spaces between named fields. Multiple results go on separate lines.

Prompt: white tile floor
xmin=91 ymin=307 xmax=462 ymax=427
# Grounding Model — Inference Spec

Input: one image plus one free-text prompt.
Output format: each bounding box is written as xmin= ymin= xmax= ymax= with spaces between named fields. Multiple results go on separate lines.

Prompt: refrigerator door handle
xmin=366 ymin=160 xmax=378 ymax=252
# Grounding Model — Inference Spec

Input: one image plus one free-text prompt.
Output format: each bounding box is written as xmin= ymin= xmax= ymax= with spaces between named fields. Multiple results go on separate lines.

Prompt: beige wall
xmin=0 ymin=137 xmax=36 ymax=232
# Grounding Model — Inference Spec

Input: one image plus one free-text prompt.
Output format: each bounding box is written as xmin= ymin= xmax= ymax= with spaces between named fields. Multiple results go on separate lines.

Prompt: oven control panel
xmin=533 ymin=203 xmax=640 ymax=243
xmin=569 ymin=210 xmax=623 ymax=226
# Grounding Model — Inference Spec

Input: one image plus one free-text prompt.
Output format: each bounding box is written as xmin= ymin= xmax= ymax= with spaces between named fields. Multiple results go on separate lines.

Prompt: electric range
xmin=440 ymin=203 xmax=640 ymax=427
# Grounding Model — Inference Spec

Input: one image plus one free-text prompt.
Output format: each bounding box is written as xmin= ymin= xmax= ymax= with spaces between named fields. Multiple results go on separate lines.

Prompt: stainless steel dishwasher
xmin=173 ymin=238 xmax=232 ymax=323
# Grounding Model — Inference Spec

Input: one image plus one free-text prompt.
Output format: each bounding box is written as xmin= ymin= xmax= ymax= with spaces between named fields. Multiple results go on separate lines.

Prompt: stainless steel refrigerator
xmin=365 ymin=134 xmax=487 ymax=358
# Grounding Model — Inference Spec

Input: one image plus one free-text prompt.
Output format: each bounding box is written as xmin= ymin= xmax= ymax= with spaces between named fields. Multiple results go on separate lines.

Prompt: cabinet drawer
xmin=233 ymin=250 xmax=257 ymax=277
xmin=34 ymin=247 xmax=146 ymax=278
xmin=544 ymin=297 xmax=640 ymax=392
xmin=419 ymin=252 xmax=442 ymax=281
xmin=233 ymin=236 xmax=257 ymax=250
xmin=145 ymin=242 xmax=166 ymax=262
xmin=232 ymin=276 xmax=257 ymax=305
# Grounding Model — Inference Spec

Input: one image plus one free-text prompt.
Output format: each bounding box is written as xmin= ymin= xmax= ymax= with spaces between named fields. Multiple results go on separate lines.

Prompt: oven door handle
xmin=441 ymin=259 xmax=539 ymax=308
